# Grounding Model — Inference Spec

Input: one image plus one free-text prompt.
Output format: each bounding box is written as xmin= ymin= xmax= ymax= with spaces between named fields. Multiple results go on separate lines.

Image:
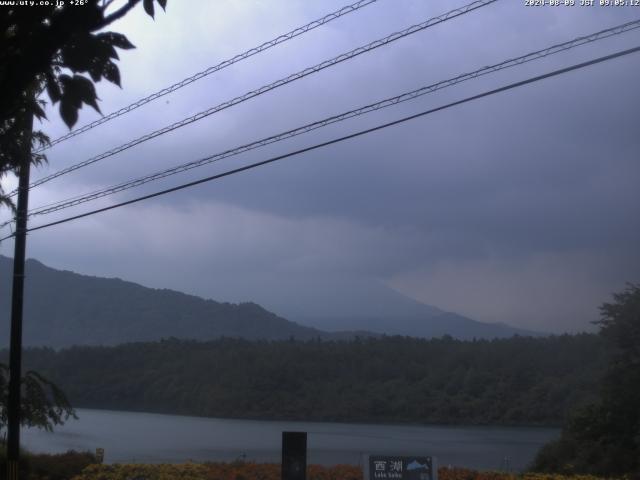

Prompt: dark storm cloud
xmin=3 ymin=0 xmax=639 ymax=332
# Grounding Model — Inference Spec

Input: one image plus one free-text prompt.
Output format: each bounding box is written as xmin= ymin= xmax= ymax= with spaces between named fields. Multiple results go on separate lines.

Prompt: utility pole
xmin=6 ymin=105 xmax=33 ymax=480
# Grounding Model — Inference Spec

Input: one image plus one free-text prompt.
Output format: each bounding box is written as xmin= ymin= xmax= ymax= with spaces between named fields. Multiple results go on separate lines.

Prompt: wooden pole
xmin=6 ymin=107 xmax=33 ymax=480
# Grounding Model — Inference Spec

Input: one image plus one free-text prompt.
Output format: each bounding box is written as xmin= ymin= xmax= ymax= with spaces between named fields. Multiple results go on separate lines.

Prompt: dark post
xmin=282 ymin=431 xmax=307 ymax=480
xmin=6 ymin=110 xmax=33 ymax=480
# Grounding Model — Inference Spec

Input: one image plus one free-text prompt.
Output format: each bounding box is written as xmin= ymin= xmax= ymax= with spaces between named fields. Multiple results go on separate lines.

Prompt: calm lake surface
xmin=21 ymin=409 xmax=559 ymax=471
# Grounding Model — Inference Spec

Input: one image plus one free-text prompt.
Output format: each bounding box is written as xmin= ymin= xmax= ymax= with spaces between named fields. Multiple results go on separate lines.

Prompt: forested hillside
xmin=6 ymin=334 xmax=609 ymax=426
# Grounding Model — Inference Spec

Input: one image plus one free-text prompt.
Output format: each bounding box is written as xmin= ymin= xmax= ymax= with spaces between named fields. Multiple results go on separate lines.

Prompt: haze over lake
xmin=21 ymin=409 xmax=559 ymax=471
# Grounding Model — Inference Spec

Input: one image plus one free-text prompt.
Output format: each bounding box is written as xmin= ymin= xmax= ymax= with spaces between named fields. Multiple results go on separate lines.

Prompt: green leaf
xmin=45 ymin=72 xmax=61 ymax=104
xmin=58 ymin=74 xmax=75 ymax=103
xmin=88 ymin=61 xmax=102 ymax=82
xmin=62 ymin=32 xmax=121 ymax=79
xmin=71 ymin=75 xmax=101 ymax=113
xmin=60 ymin=100 xmax=78 ymax=128
xmin=98 ymin=32 xmax=135 ymax=50
xmin=31 ymin=131 xmax=51 ymax=153
xmin=60 ymin=34 xmax=94 ymax=73
xmin=105 ymin=43 xmax=119 ymax=60
xmin=32 ymin=102 xmax=46 ymax=120
xmin=143 ymin=0 xmax=155 ymax=18
xmin=102 ymin=61 xmax=121 ymax=87
xmin=59 ymin=75 xmax=83 ymax=109
xmin=93 ymin=33 xmax=119 ymax=60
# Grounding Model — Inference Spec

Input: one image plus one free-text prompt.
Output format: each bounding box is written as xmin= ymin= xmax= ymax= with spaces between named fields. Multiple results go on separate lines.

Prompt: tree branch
xmin=97 ymin=0 xmax=141 ymax=30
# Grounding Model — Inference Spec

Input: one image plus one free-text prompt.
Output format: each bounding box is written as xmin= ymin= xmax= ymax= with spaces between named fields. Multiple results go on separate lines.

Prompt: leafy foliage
xmin=0 ymin=447 xmax=96 ymax=480
xmin=0 ymin=0 xmax=167 ymax=206
xmin=0 ymin=0 xmax=167 ymax=128
xmin=72 ymin=462 xmax=362 ymax=480
xmin=5 ymin=334 xmax=608 ymax=427
xmin=0 ymin=362 xmax=76 ymax=435
xmin=532 ymin=284 xmax=640 ymax=477
xmin=0 ymin=107 xmax=49 ymax=211
xmin=69 ymin=463 xmax=612 ymax=480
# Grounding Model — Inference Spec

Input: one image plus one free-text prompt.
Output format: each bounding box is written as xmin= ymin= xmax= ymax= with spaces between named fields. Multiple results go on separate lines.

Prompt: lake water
xmin=21 ymin=409 xmax=559 ymax=472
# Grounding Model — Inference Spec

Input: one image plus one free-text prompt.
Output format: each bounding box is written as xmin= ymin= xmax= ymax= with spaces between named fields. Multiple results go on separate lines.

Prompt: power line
xmin=21 ymin=18 xmax=640 ymax=219
xmin=2 ymin=44 xmax=636 ymax=242
xmin=38 ymin=0 xmax=381 ymax=152
xmin=17 ymin=0 xmax=497 ymax=196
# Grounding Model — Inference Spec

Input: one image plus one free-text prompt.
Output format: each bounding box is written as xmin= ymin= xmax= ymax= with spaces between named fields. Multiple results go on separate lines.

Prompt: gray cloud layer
xmin=2 ymin=0 xmax=639 ymax=333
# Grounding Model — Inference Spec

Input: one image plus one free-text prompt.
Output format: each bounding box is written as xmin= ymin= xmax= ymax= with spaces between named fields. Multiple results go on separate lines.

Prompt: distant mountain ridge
xmin=0 ymin=256 xmax=540 ymax=348
xmin=0 ymin=256 xmax=328 ymax=348
xmin=298 ymin=312 xmax=540 ymax=340
xmin=257 ymin=274 xmax=541 ymax=339
xmin=289 ymin=278 xmax=541 ymax=339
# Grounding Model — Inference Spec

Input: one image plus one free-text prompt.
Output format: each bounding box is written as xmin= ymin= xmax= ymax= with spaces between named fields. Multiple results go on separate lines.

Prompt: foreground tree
xmin=0 ymin=363 xmax=75 ymax=438
xmin=0 ymin=0 xmax=168 ymax=202
xmin=532 ymin=284 xmax=640 ymax=476
xmin=1 ymin=2 xmax=168 ymax=477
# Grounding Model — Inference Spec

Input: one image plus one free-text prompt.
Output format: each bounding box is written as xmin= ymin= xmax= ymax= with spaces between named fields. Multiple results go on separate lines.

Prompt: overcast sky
xmin=2 ymin=0 xmax=639 ymax=333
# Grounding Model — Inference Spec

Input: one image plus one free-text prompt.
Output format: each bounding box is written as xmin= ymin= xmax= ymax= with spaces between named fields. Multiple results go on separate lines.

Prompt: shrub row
xmin=0 ymin=447 xmax=97 ymax=480
xmin=70 ymin=463 xmax=616 ymax=480
xmin=0 ymin=449 xmax=622 ymax=480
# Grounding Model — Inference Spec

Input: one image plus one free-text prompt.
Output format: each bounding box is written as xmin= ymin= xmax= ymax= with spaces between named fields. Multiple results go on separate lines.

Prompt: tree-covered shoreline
xmin=1 ymin=333 xmax=608 ymax=427
xmin=532 ymin=284 xmax=640 ymax=476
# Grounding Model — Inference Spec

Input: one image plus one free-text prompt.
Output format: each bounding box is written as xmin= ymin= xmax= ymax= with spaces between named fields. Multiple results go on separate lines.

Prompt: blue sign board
xmin=366 ymin=455 xmax=437 ymax=480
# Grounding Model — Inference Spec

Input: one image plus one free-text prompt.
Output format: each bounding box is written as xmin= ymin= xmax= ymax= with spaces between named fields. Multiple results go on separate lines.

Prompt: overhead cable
xmin=22 ymin=18 xmax=640 ymax=219
xmin=18 ymin=0 xmax=497 ymax=196
xmin=38 ymin=0 xmax=381 ymax=152
xmin=1 ymin=44 xmax=636 ymax=241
